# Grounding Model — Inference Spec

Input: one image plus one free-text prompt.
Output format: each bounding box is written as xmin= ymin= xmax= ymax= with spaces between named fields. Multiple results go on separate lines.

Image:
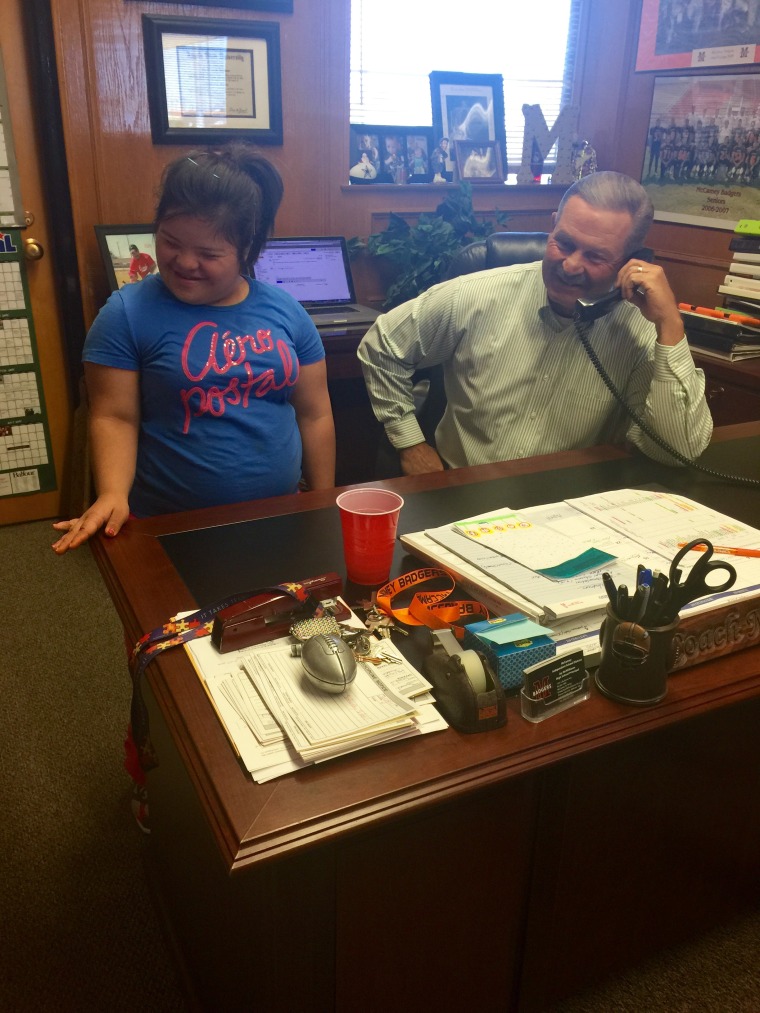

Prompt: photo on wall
xmin=636 ymin=0 xmax=760 ymax=72
xmin=640 ymin=73 xmax=760 ymax=228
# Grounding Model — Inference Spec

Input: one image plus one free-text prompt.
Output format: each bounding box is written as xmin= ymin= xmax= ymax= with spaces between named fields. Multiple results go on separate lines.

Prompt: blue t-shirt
xmin=83 ymin=275 xmax=325 ymax=517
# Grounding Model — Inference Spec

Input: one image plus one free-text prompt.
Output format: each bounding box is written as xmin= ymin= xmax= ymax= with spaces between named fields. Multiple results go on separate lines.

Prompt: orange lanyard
xmin=375 ymin=567 xmax=489 ymax=638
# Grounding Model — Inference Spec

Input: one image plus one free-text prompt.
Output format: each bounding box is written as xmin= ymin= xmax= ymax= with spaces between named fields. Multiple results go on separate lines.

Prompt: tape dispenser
xmin=423 ymin=628 xmax=506 ymax=734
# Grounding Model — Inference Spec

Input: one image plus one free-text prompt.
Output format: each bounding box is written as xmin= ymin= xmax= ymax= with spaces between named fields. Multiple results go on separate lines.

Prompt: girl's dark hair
xmin=153 ymin=143 xmax=284 ymax=271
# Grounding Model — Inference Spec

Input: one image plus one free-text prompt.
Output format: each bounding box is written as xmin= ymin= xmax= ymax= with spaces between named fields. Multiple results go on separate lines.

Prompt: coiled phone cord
xmin=573 ymin=316 xmax=760 ymax=489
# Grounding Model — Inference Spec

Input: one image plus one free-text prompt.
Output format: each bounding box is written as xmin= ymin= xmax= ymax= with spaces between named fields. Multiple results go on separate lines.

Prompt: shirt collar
xmin=538 ymin=302 xmax=577 ymax=331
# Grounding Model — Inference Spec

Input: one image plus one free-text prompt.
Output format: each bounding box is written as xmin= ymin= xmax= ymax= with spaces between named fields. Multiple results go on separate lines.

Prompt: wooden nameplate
xmin=670 ymin=591 xmax=760 ymax=671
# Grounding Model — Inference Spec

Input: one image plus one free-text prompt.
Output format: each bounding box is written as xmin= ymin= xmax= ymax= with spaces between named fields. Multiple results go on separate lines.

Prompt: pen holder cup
xmin=595 ymin=604 xmax=680 ymax=706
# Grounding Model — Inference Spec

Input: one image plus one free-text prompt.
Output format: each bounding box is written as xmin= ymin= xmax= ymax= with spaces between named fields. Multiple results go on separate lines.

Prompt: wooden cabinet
xmin=692 ymin=351 xmax=760 ymax=427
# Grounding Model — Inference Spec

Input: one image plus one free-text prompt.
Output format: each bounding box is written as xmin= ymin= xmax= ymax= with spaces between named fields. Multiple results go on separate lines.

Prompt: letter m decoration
xmin=517 ymin=104 xmax=579 ymax=185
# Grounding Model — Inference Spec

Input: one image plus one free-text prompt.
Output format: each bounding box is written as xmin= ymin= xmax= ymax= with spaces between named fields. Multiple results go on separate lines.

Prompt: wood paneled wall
xmin=47 ymin=0 xmax=749 ymax=329
xmin=49 ymin=0 xmax=350 ymax=326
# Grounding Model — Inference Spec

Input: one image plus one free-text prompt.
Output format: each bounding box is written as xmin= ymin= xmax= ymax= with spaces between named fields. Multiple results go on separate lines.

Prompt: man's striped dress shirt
xmin=357 ymin=261 xmax=712 ymax=468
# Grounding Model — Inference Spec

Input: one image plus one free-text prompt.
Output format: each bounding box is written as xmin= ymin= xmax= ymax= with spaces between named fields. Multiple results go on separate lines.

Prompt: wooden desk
xmin=92 ymin=425 xmax=760 ymax=1013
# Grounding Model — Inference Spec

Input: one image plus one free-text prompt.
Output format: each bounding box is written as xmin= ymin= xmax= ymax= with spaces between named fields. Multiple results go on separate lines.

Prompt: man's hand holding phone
xmin=617 ymin=258 xmax=685 ymax=346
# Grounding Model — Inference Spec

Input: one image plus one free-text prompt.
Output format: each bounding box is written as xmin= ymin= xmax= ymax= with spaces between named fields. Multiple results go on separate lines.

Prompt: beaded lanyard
xmin=129 ymin=581 xmax=321 ymax=771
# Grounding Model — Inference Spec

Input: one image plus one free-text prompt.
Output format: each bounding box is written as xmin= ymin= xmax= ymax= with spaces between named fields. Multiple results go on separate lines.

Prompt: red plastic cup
xmin=336 ymin=488 xmax=404 ymax=586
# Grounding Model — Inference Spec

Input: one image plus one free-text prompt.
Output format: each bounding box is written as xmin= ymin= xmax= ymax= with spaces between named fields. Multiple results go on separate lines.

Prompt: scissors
xmin=662 ymin=538 xmax=737 ymax=623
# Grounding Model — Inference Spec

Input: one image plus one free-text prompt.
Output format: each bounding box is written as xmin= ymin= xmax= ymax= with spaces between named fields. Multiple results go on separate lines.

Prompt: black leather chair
xmin=374 ymin=232 xmax=549 ymax=477
xmin=444 ymin=231 xmax=549 ymax=280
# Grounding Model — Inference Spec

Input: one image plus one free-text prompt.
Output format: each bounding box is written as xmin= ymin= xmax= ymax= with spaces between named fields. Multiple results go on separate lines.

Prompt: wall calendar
xmin=0 ymin=232 xmax=55 ymax=498
xmin=0 ymin=51 xmax=56 ymax=501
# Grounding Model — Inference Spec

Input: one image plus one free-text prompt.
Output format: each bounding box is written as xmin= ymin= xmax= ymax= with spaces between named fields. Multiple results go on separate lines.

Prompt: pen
xmin=632 ymin=584 xmax=651 ymax=623
xmin=676 ymin=542 xmax=760 ymax=559
xmin=602 ymin=571 xmax=618 ymax=609
xmin=617 ymin=584 xmax=629 ymax=619
xmin=678 ymin=303 xmax=760 ymax=327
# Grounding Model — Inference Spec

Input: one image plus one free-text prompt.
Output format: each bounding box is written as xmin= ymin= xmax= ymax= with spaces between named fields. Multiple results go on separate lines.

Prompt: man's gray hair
xmin=555 ymin=171 xmax=654 ymax=256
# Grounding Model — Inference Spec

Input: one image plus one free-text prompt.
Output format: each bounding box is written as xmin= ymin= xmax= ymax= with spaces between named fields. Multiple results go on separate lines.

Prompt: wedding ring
xmin=637 ymin=265 xmax=643 ymax=272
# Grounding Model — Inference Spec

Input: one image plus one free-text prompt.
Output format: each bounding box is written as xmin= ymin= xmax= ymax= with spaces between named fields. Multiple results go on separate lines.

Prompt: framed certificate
xmin=142 ymin=15 xmax=283 ymax=145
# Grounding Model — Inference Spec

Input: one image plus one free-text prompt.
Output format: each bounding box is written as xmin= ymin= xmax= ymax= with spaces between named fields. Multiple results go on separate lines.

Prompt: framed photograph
xmin=128 ymin=0 xmax=292 ymax=9
xmin=142 ymin=15 xmax=282 ymax=145
xmin=348 ymin=125 xmax=434 ymax=184
xmin=454 ymin=140 xmax=504 ymax=183
xmin=349 ymin=126 xmax=381 ymax=183
xmin=640 ymin=74 xmax=760 ymax=229
xmin=94 ymin=224 xmax=157 ymax=291
xmin=429 ymin=71 xmax=506 ymax=180
xmin=636 ymin=0 xmax=760 ymax=72
xmin=405 ymin=129 xmax=434 ymax=183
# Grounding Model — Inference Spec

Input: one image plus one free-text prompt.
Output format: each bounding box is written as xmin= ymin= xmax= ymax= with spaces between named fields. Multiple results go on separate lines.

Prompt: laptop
xmin=254 ymin=236 xmax=379 ymax=330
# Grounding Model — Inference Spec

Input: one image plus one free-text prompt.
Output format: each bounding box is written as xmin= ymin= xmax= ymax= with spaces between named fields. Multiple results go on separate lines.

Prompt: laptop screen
xmin=254 ymin=236 xmax=357 ymax=308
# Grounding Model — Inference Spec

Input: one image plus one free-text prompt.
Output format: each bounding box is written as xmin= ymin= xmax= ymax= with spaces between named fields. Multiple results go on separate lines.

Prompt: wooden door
xmin=0 ymin=0 xmax=72 ymax=525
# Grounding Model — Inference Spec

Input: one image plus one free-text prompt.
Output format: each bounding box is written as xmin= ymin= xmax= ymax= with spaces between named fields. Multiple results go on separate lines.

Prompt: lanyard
xmin=375 ymin=567 xmax=489 ymax=638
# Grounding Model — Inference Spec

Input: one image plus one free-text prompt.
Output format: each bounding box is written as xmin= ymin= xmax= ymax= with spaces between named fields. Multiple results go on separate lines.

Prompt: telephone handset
xmin=574 ymin=247 xmax=655 ymax=322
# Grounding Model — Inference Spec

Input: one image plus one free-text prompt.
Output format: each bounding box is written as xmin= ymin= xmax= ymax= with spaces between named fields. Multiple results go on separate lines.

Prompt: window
xmin=350 ymin=0 xmax=581 ymax=172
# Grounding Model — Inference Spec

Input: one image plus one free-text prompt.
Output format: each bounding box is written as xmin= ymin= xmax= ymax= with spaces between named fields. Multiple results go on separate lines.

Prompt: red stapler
xmin=211 ymin=573 xmax=347 ymax=653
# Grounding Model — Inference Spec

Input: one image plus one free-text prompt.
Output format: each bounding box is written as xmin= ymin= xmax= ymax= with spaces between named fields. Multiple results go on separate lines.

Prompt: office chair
xmin=444 ymin=231 xmax=549 ymax=280
xmin=374 ymin=232 xmax=549 ymax=477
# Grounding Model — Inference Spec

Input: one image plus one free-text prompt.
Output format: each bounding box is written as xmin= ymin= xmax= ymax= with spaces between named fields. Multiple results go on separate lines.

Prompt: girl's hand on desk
xmin=51 ymin=495 xmax=130 ymax=554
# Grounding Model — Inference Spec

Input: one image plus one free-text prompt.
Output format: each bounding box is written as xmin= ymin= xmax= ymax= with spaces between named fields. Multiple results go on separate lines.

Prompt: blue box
xmin=463 ymin=614 xmax=555 ymax=691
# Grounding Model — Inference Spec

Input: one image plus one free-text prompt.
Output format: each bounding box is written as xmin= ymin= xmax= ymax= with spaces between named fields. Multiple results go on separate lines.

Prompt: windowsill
xmin=341 ymin=174 xmax=567 ymax=194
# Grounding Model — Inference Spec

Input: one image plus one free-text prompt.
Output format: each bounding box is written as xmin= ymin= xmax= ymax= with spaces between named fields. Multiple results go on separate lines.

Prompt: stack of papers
xmin=185 ymin=634 xmax=448 ymax=782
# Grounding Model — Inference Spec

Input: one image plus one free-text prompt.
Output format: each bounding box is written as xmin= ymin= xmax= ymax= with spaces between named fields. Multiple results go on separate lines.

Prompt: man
xmin=127 ymin=244 xmax=157 ymax=283
xmin=357 ymin=170 xmax=712 ymax=476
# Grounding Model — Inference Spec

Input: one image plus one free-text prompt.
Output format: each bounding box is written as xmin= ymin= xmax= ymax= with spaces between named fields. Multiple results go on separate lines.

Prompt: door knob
xmin=24 ymin=238 xmax=44 ymax=261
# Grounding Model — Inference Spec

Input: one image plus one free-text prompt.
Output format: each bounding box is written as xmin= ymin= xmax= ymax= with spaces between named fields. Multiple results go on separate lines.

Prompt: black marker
xmin=602 ymin=571 xmax=618 ymax=610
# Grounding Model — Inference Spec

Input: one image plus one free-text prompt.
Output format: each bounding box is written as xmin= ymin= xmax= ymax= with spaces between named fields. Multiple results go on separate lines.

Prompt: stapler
xmin=423 ymin=629 xmax=507 ymax=734
xmin=211 ymin=573 xmax=347 ymax=653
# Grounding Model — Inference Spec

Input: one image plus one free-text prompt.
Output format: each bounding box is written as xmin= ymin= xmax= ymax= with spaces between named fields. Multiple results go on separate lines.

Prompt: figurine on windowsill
xmin=430 ymin=137 xmax=452 ymax=183
xmin=572 ymin=139 xmax=597 ymax=180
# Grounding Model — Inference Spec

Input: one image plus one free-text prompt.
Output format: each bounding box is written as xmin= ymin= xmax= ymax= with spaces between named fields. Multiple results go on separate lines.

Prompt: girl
xmin=53 ymin=144 xmax=336 ymax=830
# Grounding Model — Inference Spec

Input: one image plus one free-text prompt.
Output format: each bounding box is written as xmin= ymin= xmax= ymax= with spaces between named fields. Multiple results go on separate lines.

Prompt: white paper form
xmin=187 ymin=633 xmax=447 ymax=780
xmin=244 ymin=645 xmax=417 ymax=760
xmin=567 ymin=489 xmax=760 ymax=603
xmin=427 ymin=507 xmax=665 ymax=622
xmin=365 ymin=639 xmax=435 ymax=699
xmin=426 ymin=523 xmax=605 ymax=620
xmin=185 ymin=636 xmax=303 ymax=781
xmin=453 ymin=509 xmax=614 ymax=576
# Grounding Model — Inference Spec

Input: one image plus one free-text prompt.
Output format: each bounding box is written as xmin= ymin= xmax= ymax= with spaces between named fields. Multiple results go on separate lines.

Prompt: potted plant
xmin=349 ymin=182 xmax=509 ymax=309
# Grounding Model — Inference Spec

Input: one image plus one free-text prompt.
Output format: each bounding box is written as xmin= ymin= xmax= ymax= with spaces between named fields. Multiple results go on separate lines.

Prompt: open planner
xmin=401 ymin=488 xmax=760 ymax=652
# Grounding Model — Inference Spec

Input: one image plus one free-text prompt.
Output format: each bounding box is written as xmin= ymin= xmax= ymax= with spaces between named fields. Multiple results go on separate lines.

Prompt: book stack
xmin=719 ymin=227 xmax=760 ymax=315
xmin=679 ymin=220 xmax=760 ymax=361
xmin=680 ymin=308 xmax=760 ymax=361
